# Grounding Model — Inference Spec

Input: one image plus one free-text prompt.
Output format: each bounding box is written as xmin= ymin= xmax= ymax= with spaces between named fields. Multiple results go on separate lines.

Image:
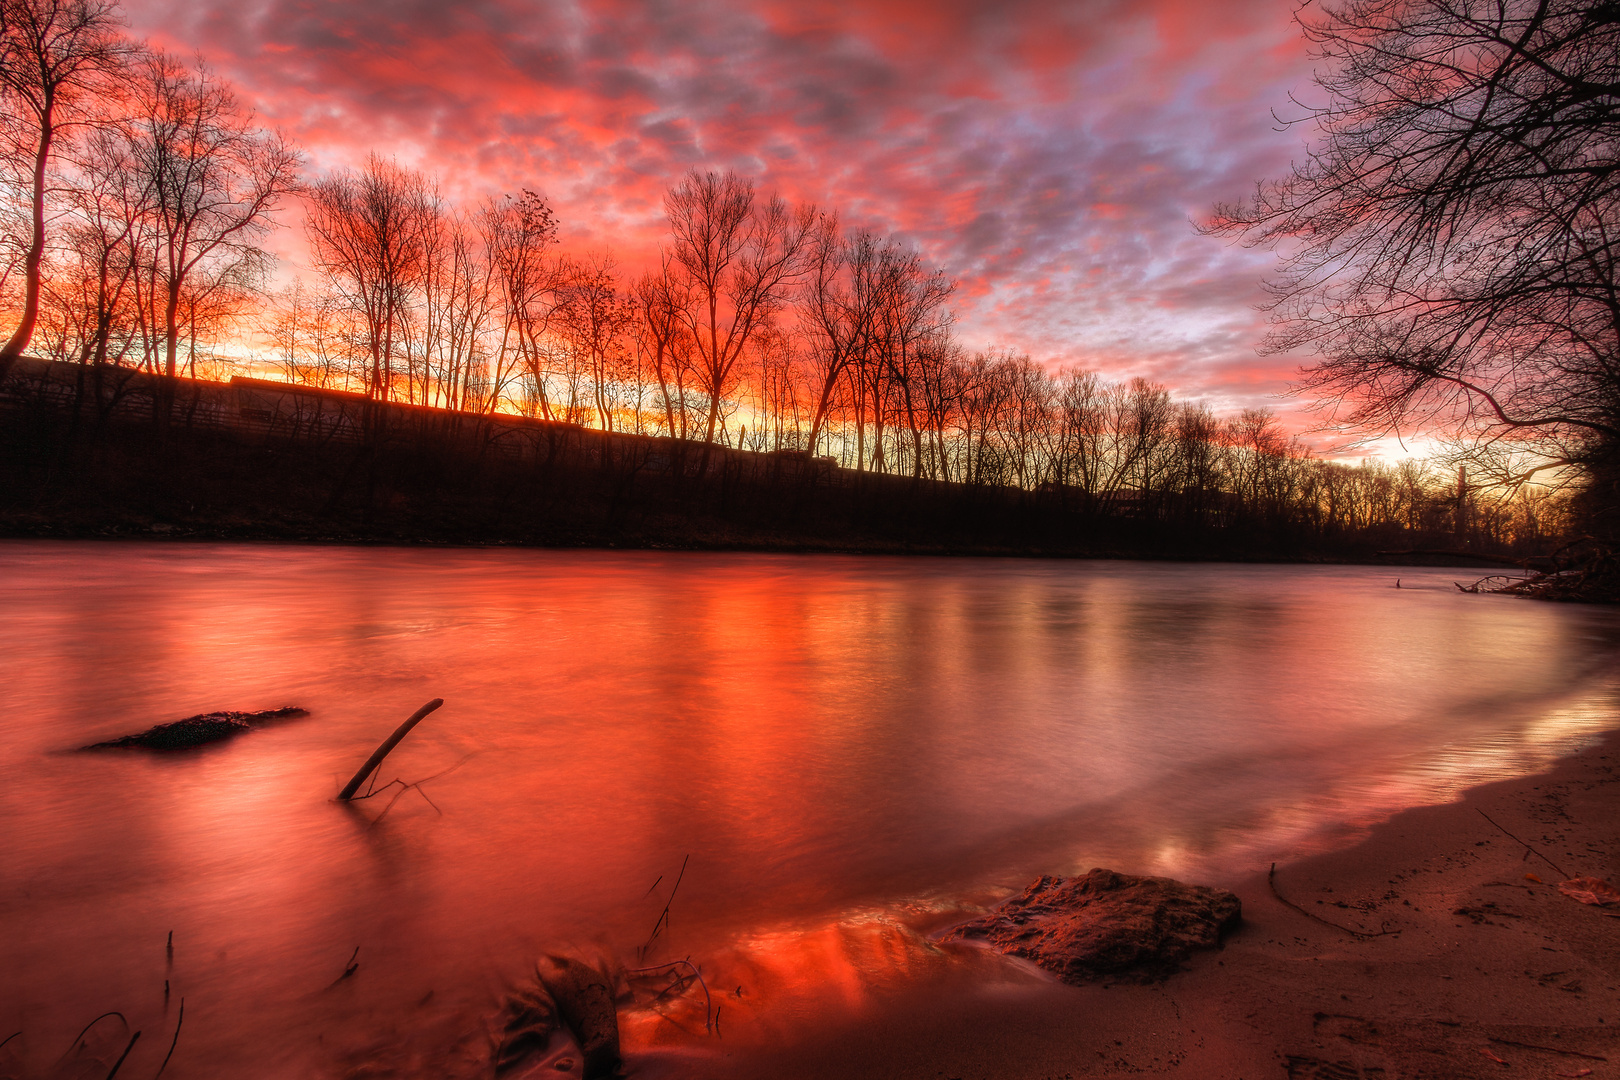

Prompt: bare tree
xmin=40 ymin=119 xmax=140 ymax=368
xmin=0 ymin=0 xmax=129 ymax=371
xmin=172 ymin=247 xmax=262 ymax=379
xmin=874 ymin=243 xmax=954 ymax=476
xmin=916 ymin=338 xmax=967 ymax=480
xmin=798 ymin=215 xmax=866 ymax=455
xmin=482 ymin=189 xmax=563 ymax=415
xmin=265 ymin=279 xmax=351 ymax=387
xmin=416 ymin=206 xmax=498 ymax=410
xmin=630 ymin=263 xmax=694 ymax=438
xmin=554 ymin=252 xmax=630 ymax=430
xmin=305 ymin=155 xmax=437 ymax=402
xmin=663 ymin=169 xmax=813 ymax=445
xmin=1209 ymin=0 xmax=1620 ymax=520
xmin=750 ymin=317 xmax=804 ymax=450
xmin=121 ymin=51 xmax=298 ymax=383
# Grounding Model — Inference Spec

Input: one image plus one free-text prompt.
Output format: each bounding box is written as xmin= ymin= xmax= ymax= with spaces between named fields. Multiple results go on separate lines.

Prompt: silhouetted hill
xmin=0 ymin=357 xmax=1549 ymax=564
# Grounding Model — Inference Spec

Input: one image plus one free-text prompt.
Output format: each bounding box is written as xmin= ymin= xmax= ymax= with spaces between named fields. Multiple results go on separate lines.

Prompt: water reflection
xmin=0 ymin=542 xmax=1616 ymax=1077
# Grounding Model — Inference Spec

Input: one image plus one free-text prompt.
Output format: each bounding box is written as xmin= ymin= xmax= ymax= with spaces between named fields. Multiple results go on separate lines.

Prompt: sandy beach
xmin=686 ymin=730 xmax=1620 ymax=1080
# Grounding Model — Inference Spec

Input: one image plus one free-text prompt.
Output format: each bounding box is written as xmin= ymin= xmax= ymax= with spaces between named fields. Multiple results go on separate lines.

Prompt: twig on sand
xmin=1488 ymin=1036 xmax=1607 ymax=1062
xmin=1476 ymin=809 xmax=1571 ymax=878
xmin=1269 ymin=864 xmax=1397 ymax=939
xmin=338 ymin=699 xmax=444 ymax=800
xmin=152 ymin=999 xmax=184 ymax=1080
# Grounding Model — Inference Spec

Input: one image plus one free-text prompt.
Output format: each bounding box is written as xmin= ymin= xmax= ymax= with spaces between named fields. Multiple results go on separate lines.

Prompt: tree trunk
xmin=0 ymin=105 xmax=55 ymax=377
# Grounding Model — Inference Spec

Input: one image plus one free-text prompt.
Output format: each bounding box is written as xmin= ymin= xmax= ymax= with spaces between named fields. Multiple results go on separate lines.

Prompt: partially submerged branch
xmin=338 ymin=698 xmax=443 ymax=800
xmin=152 ymin=999 xmax=184 ymax=1080
xmin=1457 ymin=541 xmax=1618 ymax=603
xmin=638 ymin=854 xmax=689 ymax=961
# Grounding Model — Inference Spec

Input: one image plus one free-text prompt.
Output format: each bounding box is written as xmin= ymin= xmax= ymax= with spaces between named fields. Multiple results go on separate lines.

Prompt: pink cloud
xmin=120 ymin=0 xmax=1326 ymax=430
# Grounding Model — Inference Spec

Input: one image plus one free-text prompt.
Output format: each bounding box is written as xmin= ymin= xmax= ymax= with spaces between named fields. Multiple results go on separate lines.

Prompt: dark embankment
xmin=0 ymin=357 xmax=1554 ymax=562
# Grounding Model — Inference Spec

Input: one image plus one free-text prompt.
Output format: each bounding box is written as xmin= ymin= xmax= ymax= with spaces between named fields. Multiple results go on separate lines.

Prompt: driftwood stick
xmin=103 ymin=1030 xmax=140 ymax=1080
xmin=1476 ymin=809 xmax=1571 ymax=878
xmin=338 ymin=699 xmax=443 ymax=801
xmin=1269 ymin=864 xmax=1396 ymax=939
xmin=1488 ymin=1036 xmax=1607 ymax=1062
xmin=152 ymin=999 xmax=184 ymax=1080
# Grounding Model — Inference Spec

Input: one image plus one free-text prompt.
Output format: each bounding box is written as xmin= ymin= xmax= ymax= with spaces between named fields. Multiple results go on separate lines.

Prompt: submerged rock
xmin=83 ymin=707 xmax=308 ymax=750
xmin=495 ymin=983 xmax=584 ymax=1080
xmin=944 ymin=868 xmax=1241 ymax=983
xmin=536 ymin=955 xmax=621 ymax=1080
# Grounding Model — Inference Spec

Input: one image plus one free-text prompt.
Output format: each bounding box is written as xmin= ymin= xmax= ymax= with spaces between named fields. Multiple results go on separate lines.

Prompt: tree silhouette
xmin=0 ymin=0 xmax=129 ymax=373
xmin=663 ymin=169 xmax=814 ymax=446
xmin=305 ymin=156 xmax=438 ymax=403
xmin=124 ymin=52 xmax=299 ymax=384
xmin=1209 ymin=0 xmax=1620 ymax=524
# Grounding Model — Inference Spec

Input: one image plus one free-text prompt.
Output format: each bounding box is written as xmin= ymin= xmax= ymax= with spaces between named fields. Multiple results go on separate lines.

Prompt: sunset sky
xmin=121 ymin=0 xmax=1342 ymax=443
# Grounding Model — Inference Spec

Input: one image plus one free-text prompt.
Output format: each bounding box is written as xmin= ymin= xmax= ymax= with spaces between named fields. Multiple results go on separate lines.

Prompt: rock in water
xmin=537 ymin=956 xmax=621 ymax=1080
xmin=83 ymin=707 xmax=308 ymax=750
xmin=944 ymin=868 xmax=1241 ymax=983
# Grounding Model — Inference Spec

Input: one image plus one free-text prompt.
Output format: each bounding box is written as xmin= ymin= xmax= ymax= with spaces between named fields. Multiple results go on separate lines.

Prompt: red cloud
xmin=121 ymin=0 xmax=1324 ymax=430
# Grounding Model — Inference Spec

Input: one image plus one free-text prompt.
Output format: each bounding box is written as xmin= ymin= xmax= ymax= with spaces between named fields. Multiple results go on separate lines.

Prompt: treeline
xmin=0 ymin=0 xmax=1571 ymax=555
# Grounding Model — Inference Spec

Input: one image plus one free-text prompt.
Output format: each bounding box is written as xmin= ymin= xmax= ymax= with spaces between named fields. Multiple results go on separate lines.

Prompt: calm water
xmin=1 ymin=541 xmax=1617 ymax=1077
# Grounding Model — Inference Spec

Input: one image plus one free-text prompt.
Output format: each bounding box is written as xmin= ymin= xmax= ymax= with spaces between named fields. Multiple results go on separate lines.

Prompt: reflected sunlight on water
xmin=0 ymin=542 xmax=1617 ymax=1077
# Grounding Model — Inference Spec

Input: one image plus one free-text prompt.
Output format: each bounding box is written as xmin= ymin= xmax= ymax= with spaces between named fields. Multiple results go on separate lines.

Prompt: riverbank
xmin=682 ymin=731 xmax=1620 ymax=1079
xmin=1 ymin=356 xmax=1542 ymax=566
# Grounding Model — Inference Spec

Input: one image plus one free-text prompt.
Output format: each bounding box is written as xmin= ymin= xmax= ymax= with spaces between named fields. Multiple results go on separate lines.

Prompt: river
xmin=1 ymin=541 xmax=1616 ymax=1077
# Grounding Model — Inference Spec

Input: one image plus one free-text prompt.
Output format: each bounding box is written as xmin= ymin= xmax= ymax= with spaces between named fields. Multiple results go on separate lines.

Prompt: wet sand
xmin=689 ymin=731 xmax=1620 ymax=1080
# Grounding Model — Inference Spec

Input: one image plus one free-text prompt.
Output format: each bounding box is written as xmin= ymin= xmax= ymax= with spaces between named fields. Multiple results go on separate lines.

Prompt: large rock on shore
xmin=944 ymin=868 xmax=1241 ymax=983
xmin=83 ymin=707 xmax=308 ymax=750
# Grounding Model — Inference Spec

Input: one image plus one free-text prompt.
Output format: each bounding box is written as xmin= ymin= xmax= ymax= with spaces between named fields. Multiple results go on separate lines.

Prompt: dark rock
xmin=537 ymin=955 xmax=621 ymax=1080
xmin=943 ymin=867 xmax=1241 ymax=983
xmin=83 ymin=707 xmax=308 ymax=750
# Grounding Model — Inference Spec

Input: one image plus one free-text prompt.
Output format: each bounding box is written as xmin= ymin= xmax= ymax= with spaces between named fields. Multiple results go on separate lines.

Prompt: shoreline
xmin=678 ymin=730 xmax=1620 ymax=1079
xmin=0 ymin=531 xmax=1540 ymax=573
